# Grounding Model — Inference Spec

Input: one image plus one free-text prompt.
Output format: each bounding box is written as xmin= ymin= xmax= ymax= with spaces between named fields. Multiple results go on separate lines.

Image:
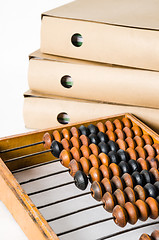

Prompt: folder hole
xmin=57 ymin=112 xmax=70 ymax=125
xmin=61 ymin=75 xmax=73 ymax=88
xmin=71 ymin=33 xmax=83 ymax=47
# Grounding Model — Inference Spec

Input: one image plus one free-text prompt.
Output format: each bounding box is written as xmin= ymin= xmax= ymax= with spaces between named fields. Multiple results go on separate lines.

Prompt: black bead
xmin=79 ymin=125 xmax=90 ymax=136
xmin=144 ymin=183 xmax=158 ymax=199
xmin=50 ymin=140 xmax=63 ymax=158
xmin=98 ymin=142 xmax=110 ymax=154
xmin=119 ymin=161 xmax=130 ymax=174
xmin=156 ymin=195 xmax=159 ymax=203
xmin=140 ymin=170 xmax=155 ymax=184
xmin=128 ymin=159 xmax=141 ymax=173
xmin=97 ymin=132 xmax=109 ymax=143
xmin=132 ymin=171 xmax=144 ymax=186
xmin=117 ymin=149 xmax=129 ymax=162
xmin=154 ymin=181 xmax=159 ymax=192
xmin=108 ymin=151 xmax=120 ymax=164
xmin=88 ymin=124 xmax=99 ymax=135
xmin=107 ymin=140 xmax=119 ymax=152
xmin=89 ymin=133 xmax=100 ymax=145
xmin=74 ymin=170 xmax=88 ymax=190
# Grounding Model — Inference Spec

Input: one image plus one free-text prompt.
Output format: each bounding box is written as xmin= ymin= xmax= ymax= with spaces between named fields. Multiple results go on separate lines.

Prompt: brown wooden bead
xmin=122 ymin=117 xmax=133 ymax=128
xmin=102 ymin=192 xmax=117 ymax=213
xmin=139 ymin=234 xmax=152 ymax=240
xmin=152 ymin=143 xmax=159 ymax=155
xmin=53 ymin=130 xmax=62 ymax=142
xmin=146 ymin=197 xmax=159 ymax=219
xmin=60 ymin=150 xmax=72 ymax=168
xmin=43 ymin=132 xmax=53 ymax=149
xmin=116 ymin=139 xmax=128 ymax=151
xmin=113 ymin=119 xmax=124 ymax=129
xmin=124 ymin=202 xmax=138 ymax=225
xmin=68 ymin=159 xmax=82 ymax=177
xmin=122 ymin=173 xmax=134 ymax=188
xmin=62 ymin=128 xmax=72 ymax=140
xmin=134 ymin=136 xmax=145 ymax=147
xmin=137 ymin=158 xmax=150 ymax=170
xmin=111 ymin=176 xmax=124 ymax=191
xmin=88 ymin=167 xmax=103 ymax=183
xmin=124 ymin=187 xmax=137 ymax=203
xmin=113 ymin=205 xmax=128 ymax=227
xmin=135 ymin=199 xmax=149 ymax=221
xmin=142 ymin=134 xmax=153 ymax=145
xmin=134 ymin=185 xmax=147 ymax=201
xmin=98 ymin=153 xmax=110 ymax=166
xmin=126 ymin=148 xmax=138 ymax=160
xmin=80 ymin=145 xmax=91 ymax=159
xmin=123 ymin=127 xmax=134 ymax=138
xmin=115 ymin=129 xmax=125 ymax=140
xmin=61 ymin=138 xmax=72 ymax=151
xmin=147 ymin=158 xmax=158 ymax=169
xmin=79 ymin=134 xmax=90 ymax=147
xmin=90 ymin=181 xmax=105 ymax=201
xmin=132 ymin=125 xmax=143 ymax=137
xmin=125 ymin=137 xmax=136 ymax=149
xmin=105 ymin=120 xmax=115 ymax=131
xmin=99 ymin=165 xmax=112 ymax=179
xmin=144 ymin=145 xmax=156 ymax=158
xmin=151 ymin=230 xmax=159 ymax=240
xmin=155 ymin=154 xmax=159 ymax=161
xmin=80 ymin=157 xmax=92 ymax=175
xmin=70 ymin=136 xmax=81 ymax=149
xmin=114 ymin=189 xmax=127 ymax=206
xmin=106 ymin=130 xmax=117 ymax=141
xmin=70 ymin=147 xmax=82 ymax=161
xmin=109 ymin=163 xmax=122 ymax=177
xmin=101 ymin=178 xmax=114 ymax=194
xmin=89 ymin=154 xmax=101 ymax=168
xmin=149 ymin=168 xmax=159 ymax=181
xmin=135 ymin=146 xmax=147 ymax=159
xmin=70 ymin=126 xmax=80 ymax=138
xmin=96 ymin=122 xmax=106 ymax=133
xmin=89 ymin=143 xmax=100 ymax=156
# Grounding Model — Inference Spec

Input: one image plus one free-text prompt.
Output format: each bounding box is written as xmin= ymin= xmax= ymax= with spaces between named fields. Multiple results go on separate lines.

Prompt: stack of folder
xmin=24 ymin=0 xmax=159 ymax=133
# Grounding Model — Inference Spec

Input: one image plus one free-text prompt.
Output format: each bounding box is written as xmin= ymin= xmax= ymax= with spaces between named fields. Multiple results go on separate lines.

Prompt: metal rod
xmin=0 ymin=141 xmax=44 ymax=153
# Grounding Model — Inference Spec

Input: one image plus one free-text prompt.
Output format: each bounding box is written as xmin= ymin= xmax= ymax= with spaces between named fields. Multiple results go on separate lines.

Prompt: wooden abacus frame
xmin=0 ymin=113 xmax=158 ymax=240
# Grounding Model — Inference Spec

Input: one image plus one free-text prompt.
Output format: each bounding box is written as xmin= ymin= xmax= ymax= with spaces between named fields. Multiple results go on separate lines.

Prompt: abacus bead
xmin=123 ymin=127 xmax=134 ymax=138
xmin=115 ymin=129 xmax=126 ymax=140
xmin=98 ymin=153 xmax=110 ymax=166
xmin=105 ymin=120 xmax=115 ymax=131
xmin=135 ymin=146 xmax=147 ymax=159
xmin=97 ymin=132 xmax=109 ymax=142
xmin=119 ymin=161 xmax=130 ymax=174
xmin=122 ymin=117 xmax=132 ymax=128
xmin=61 ymin=138 xmax=72 ymax=151
xmin=151 ymin=230 xmax=159 ymax=240
xmin=122 ymin=173 xmax=134 ymax=188
xmin=107 ymin=140 xmax=119 ymax=152
xmin=70 ymin=136 xmax=81 ymax=149
xmin=70 ymin=147 xmax=82 ymax=161
xmin=90 ymin=181 xmax=105 ymax=201
xmin=126 ymin=148 xmax=138 ymax=160
xmin=80 ymin=157 xmax=91 ymax=175
xmin=60 ymin=150 xmax=72 ymax=168
xmin=80 ymin=145 xmax=91 ymax=159
xmin=89 ymin=133 xmax=100 ymax=145
xmin=152 ymin=143 xmax=159 ymax=155
xmin=150 ymin=168 xmax=159 ymax=181
xmin=137 ymin=158 xmax=149 ymax=171
xmin=113 ymin=205 xmax=128 ymax=227
xmin=117 ymin=149 xmax=130 ymax=162
xmin=147 ymin=158 xmax=159 ymax=169
xmin=96 ymin=122 xmax=106 ymax=133
xmin=74 ymin=170 xmax=88 ymax=190
xmin=99 ymin=165 xmax=112 ymax=179
xmin=109 ymin=163 xmax=122 ymax=177
xmin=101 ymin=178 xmax=115 ymax=194
xmin=106 ymin=130 xmax=117 ymax=142
xmin=156 ymin=196 xmax=159 ymax=203
xmin=102 ymin=192 xmax=117 ymax=213
xmin=68 ymin=159 xmax=82 ymax=177
xmin=70 ymin=127 xmax=80 ymax=138
xmin=134 ymin=185 xmax=147 ymax=201
xmin=43 ymin=132 xmax=53 ymax=149
xmin=88 ymin=167 xmax=103 ymax=183
xmin=128 ymin=159 xmax=141 ymax=172
xmin=62 ymin=128 xmax=72 ymax=140
xmin=79 ymin=135 xmax=90 ymax=146
xmin=114 ymin=189 xmax=127 ymax=206
xmin=113 ymin=119 xmax=124 ymax=129
xmin=144 ymin=145 xmax=156 ymax=158
xmin=88 ymin=124 xmax=99 ymax=135
xmin=98 ymin=142 xmax=109 ymax=154
xmin=132 ymin=171 xmax=144 ymax=186
xmin=89 ymin=154 xmax=101 ymax=168
xmin=141 ymin=170 xmax=155 ymax=184
xmin=53 ymin=130 xmax=62 ymax=142
xmin=154 ymin=181 xmax=159 ymax=191
xmin=116 ymin=139 xmax=128 ymax=151
xmin=135 ymin=199 xmax=149 ymax=221
xmin=51 ymin=140 xmax=64 ymax=158
xmin=134 ymin=136 xmax=145 ymax=147
xmin=139 ymin=234 xmax=152 ymax=240
xmin=132 ymin=126 xmax=143 ymax=137
xmin=124 ymin=202 xmax=138 ymax=225
xmin=89 ymin=143 xmax=100 ymax=156
xmin=111 ymin=176 xmax=124 ymax=190
xmin=142 ymin=134 xmax=153 ymax=145
xmin=146 ymin=197 xmax=159 ymax=219
xmin=79 ymin=125 xmax=90 ymax=136
xmin=125 ymin=137 xmax=136 ymax=149
xmin=144 ymin=183 xmax=158 ymax=198
xmin=124 ymin=187 xmax=137 ymax=203
xmin=108 ymin=151 xmax=120 ymax=164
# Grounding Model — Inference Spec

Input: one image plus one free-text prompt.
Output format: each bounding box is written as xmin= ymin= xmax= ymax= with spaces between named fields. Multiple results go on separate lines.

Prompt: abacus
xmin=0 ymin=113 xmax=158 ymax=240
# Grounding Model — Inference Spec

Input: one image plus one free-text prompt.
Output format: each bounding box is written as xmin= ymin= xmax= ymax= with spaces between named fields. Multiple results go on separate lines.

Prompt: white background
xmin=0 ymin=1 xmax=73 ymax=239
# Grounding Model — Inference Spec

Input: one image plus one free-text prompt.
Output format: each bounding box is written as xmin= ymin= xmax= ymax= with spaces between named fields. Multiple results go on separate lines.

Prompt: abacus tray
xmin=0 ymin=113 xmax=158 ymax=240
